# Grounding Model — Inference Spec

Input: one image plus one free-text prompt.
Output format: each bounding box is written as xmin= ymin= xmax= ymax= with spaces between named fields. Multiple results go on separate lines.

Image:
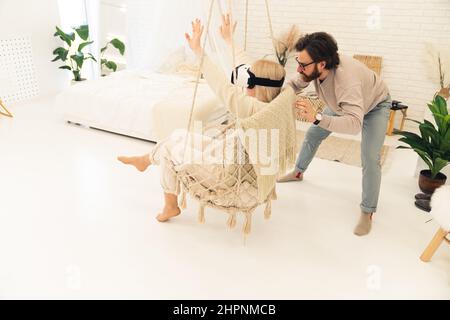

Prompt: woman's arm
xmin=185 ymin=19 xmax=265 ymax=118
xmin=220 ymin=14 xmax=253 ymax=66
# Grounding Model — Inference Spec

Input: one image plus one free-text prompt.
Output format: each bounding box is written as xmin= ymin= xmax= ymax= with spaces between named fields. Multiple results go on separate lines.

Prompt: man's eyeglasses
xmin=295 ymin=57 xmax=316 ymax=71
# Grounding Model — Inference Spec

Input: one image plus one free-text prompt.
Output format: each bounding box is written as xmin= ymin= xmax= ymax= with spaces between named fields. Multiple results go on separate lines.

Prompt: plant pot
xmin=437 ymin=87 xmax=449 ymax=100
xmin=71 ymin=78 xmax=86 ymax=86
xmin=418 ymin=170 xmax=447 ymax=194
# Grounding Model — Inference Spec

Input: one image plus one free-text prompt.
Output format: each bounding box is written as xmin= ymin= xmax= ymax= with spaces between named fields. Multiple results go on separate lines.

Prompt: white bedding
xmin=55 ymin=69 xmax=223 ymax=142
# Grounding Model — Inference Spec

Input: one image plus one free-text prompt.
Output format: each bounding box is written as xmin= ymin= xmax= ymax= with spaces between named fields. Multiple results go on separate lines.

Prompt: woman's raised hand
xmin=185 ymin=18 xmax=204 ymax=56
xmin=219 ymin=13 xmax=237 ymax=45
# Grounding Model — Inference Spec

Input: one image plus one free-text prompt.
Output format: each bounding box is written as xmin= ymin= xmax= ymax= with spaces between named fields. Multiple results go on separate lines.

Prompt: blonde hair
xmin=251 ymin=59 xmax=286 ymax=103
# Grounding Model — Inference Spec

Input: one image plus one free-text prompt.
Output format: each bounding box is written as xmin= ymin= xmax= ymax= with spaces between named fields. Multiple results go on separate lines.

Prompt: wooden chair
xmin=0 ymin=99 xmax=13 ymax=118
xmin=353 ymin=54 xmax=382 ymax=76
xmin=353 ymin=54 xmax=408 ymax=135
xmin=420 ymin=228 xmax=450 ymax=262
xmin=420 ymin=186 xmax=450 ymax=262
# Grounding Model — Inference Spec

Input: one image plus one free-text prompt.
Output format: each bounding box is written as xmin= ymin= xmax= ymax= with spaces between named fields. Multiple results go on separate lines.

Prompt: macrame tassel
xmin=243 ymin=211 xmax=252 ymax=235
xmin=264 ymin=200 xmax=272 ymax=220
xmin=198 ymin=204 xmax=206 ymax=224
xmin=227 ymin=211 xmax=237 ymax=229
xmin=179 ymin=191 xmax=187 ymax=210
xmin=271 ymin=187 xmax=278 ymax=200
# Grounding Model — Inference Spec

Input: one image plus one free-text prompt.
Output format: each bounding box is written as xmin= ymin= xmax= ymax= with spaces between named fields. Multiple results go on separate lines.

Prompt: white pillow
xmin=157 ymin=46 xmax=187 ymax=74
xmin=431 ymin=185 xmax=450 ymax=231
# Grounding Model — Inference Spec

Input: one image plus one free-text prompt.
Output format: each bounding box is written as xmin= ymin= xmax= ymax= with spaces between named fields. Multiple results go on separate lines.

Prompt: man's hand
xmin=185 ymin=19 xmax=204 ymax=56
xmin=219 ymin=13 xmax=237 ymax=45
xmin=295 ymin=99 xmax=317 ymax=123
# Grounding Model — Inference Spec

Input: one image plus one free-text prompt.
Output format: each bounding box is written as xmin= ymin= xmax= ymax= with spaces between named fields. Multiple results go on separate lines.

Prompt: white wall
xmin=232 ymin=0 xmax=450 ymax=127
xmin=125 ymin=0 xmax=230 ymax=71
xmin=0 ymin=0 xmax=67 ymax=99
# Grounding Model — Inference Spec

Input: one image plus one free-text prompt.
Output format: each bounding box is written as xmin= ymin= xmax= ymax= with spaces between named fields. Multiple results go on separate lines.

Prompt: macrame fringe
xmin=264 ymin=200 xmax=272 ymax=220
xmin=198 ymin=203 xmax=206 ymax=224
xmin=243 ymin=211 xmax=253 ymax=235
xmin=179 ymin=191 xmax=187 ymax=210
xmin=227 ymin=210 xmax=237 ymax=229
xmin=271 ymin=187 xmax=277 ymax=200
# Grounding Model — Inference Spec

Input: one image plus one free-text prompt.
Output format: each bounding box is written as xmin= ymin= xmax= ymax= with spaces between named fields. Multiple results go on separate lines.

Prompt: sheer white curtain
xmin=125 ymin=0 xmax=234 ymax=72
xmin=85 ymin=0 xmax=101 ymax=78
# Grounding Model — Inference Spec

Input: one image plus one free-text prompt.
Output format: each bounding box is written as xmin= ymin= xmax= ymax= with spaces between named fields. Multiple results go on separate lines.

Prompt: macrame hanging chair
xmin=174 ymin=0 xmax=282 ymax=235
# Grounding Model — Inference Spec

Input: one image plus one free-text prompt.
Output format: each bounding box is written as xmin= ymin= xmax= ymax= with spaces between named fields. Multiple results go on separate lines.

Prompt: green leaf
xmin=396 ymin=130 xmax=422 ymax=141
xmin=78 ymin=41 xmax=93 ymax=52
xmin=434 ymin=95 xmax=448 ymax=116
xmin=109 ymin=38 xmax=125 ymax=55
xmin=105 ymin=61 xmax=118 ymax=72
xmin=75 ymin=25 xmax=89 ymax=41
xmin=423 ymin=119 xmax=437 ymax=130
xmin=419 ymin=122 xmax=440 ymax=146
xmin=397 ymin=131 xmax=430 ymax=152
xmin=54 ymin=26 xmax=74 ymax=46
xmin=52 ymin=47 xmax=65 ymax=55
xmin=398 ymin=137 xmax=429 ymax=155
xmin=100 ymin=45 xmax=108 ymax=53
xmin=71 ymin=53 xmax=84 ymax=69
xmin=431 ymin=157 xmax=449 ymax=179
xmin=445 ymin=128 xmax=450 ymax=145
xmin=59 ymin=66 xmax=72 ymax=70
xmin=428 ymin=102 xmax=438 ymax=114
xmin=415 ymin=149 xmax=433 ymax=171
xmin=52 ymin=47 xmax=69 ymax=62
xmin=85 ymin=53 xmax=97 ymax=62
xmin=406 ymin=118 xmax=422 ymax=126
xmin=419 ymin=125 xmax=431 ymax=145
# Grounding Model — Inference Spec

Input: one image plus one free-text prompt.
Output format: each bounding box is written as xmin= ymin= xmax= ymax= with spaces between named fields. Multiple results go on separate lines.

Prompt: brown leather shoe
xmin=414 ymin=199 xmax=431 ymax=212
xmin=415 ymin=193 xmax=431 ymax=201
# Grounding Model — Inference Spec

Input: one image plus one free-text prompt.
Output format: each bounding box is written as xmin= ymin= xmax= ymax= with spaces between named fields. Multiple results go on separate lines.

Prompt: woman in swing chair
xmin=118 ymin=16 xmax=297 ymax=223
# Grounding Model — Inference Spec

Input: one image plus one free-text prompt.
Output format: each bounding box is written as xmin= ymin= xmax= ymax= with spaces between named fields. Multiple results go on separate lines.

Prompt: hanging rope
xmin=227 ymin=0 xmax=244 ymax=208
xmin=244 ymin=0 xmax=249 ymax=51
xmin=264 ymin=0 xmax=277 ymax=56
xmin=182 ymin=0 xmax=216 ymax=160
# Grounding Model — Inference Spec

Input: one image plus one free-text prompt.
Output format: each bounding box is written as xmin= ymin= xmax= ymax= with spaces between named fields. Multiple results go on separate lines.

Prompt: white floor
xmin=0 ymin=96 xmax=449 ymax=300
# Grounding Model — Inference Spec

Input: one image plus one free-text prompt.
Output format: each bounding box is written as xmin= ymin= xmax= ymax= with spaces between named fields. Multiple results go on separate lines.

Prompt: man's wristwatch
xmin=313 ymin=112 xmax=323 ymax=125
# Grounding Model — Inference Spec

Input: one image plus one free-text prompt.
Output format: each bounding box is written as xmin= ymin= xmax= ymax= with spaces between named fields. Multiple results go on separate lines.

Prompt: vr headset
xmin=230 ymin=64 xmax=285 ymax=89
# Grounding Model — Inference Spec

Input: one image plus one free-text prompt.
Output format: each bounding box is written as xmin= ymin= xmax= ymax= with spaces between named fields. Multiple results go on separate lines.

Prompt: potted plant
xmin=52 ymin=25 xmax=97 ymax=83
xmin=100 ymin=38 xmax=126 ymax=76
xmin=397 ymin=95 xmax=450 ymax=194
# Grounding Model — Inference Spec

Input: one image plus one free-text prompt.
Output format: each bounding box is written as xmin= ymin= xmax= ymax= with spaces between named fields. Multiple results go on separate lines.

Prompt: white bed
xmin=55 ymin=68 xmax=224 ymax=142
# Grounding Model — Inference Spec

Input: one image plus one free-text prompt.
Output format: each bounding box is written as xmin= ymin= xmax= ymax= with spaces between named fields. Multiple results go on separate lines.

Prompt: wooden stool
xmin=420 ymin=228 xmax=450 ymax=262
xmin=386 ymin=100 xmax=408 ymax=136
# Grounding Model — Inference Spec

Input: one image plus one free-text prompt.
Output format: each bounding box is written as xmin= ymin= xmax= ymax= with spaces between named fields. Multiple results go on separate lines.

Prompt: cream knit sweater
xmin=201 ymin=52 xmax=297 ymax=202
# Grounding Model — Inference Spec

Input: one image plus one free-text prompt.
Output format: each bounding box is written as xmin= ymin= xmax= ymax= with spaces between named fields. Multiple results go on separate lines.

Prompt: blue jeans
xmin=295 ymin=96 xmax=391 ymax=213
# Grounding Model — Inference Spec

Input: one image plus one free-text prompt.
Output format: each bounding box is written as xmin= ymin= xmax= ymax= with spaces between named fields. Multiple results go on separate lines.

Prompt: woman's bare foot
xmin=117 ymin=154 xmax=151 ymax=172
xmin=156 ymin=206 xmax=181 ymax=222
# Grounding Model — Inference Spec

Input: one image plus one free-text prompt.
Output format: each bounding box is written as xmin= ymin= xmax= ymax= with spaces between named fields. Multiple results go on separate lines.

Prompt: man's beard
xmin=301 ymin=65 xmax=321 ymax=82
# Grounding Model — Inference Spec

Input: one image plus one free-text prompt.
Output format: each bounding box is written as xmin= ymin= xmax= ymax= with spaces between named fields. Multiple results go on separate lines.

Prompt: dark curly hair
xmin=295 ymin=32 xmax=340 ymax=70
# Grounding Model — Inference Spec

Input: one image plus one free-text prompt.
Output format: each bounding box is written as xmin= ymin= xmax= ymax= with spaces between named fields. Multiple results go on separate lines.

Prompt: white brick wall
xmin=230 ymin=0 xmax=450 ymax=130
